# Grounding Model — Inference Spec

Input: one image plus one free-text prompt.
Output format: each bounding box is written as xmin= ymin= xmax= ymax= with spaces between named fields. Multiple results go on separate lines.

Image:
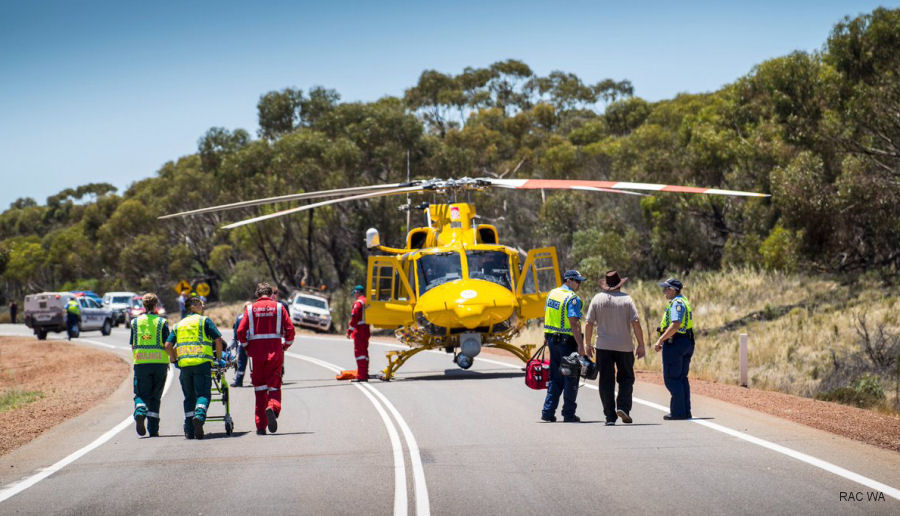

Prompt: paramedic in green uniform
xmin=129 ymin=293 xmax=169 ymax=437
xmin=165 ymin=296 xmax=225 ymax=440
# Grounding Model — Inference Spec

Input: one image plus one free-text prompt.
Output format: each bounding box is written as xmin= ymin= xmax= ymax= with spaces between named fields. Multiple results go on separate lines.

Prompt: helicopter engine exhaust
xmin=455 ymin=333 xmax=482 ymax=369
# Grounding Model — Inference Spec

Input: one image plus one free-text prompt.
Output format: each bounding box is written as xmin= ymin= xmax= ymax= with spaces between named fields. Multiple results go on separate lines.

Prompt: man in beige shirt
xmin=585 ymin=271 xmax=645 ymax=425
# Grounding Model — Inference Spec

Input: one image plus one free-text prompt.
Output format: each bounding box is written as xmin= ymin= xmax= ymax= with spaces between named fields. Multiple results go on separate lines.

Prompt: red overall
xmin=236 ymin=296 xmax=295 ymax=431
xmin=348 ymin=296 xmax=370 ymax=380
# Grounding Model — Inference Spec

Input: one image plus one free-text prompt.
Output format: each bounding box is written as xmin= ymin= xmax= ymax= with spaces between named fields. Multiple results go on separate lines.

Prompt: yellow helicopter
xmin=161 ymin=177 xmax=767 ymax=380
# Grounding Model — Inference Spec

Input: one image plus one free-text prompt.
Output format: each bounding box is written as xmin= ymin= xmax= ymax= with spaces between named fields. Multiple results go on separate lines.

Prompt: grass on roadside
xmin=0 ymin=388 xmax=43 ymax=413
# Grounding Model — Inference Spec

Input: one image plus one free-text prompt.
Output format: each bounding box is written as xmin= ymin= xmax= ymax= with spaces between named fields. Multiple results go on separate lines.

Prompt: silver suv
xmin=288 ymin=292 xmax=333 ymax=332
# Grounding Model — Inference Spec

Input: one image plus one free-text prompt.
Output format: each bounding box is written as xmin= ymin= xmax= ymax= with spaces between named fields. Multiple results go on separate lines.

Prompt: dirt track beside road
xmin=0 ymin=337 xmax=129 ymax=456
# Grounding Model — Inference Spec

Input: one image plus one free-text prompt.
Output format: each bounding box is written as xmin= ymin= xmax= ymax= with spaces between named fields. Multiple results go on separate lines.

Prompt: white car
xmin=102 ymin=291 xmax=138 ymax=326
xmin=24 ymin=292 xmax=114 ymax=340
xmin=288 ymin=292 xmax=333 ymax=332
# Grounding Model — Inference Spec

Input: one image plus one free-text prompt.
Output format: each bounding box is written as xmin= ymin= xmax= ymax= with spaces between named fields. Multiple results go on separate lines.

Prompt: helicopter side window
xmin=373 ymin=265 xmax=394 ymax=301
xmin=416 ymin=253 xmax=462 ymax=295
xmin=465 ymin=250 xmax=512 ymax=290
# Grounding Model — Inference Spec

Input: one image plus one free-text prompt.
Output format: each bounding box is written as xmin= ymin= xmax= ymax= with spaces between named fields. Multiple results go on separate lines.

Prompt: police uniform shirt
xmin=560 ymin=284 xmax=584 ymax=321
xmin=668 ymin=295 xmax=687 ymax=325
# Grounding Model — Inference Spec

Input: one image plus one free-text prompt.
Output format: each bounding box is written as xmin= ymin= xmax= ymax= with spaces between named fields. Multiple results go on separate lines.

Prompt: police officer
xmin=230 ymin=302 xmax=252 ymax=388
xmin=165 ymin=296 xmax=225 ymax=440
xmin=65 ymin=297 xmax=81 ymax=340
xmin=653 ymin=278 xmax=694 ymax=420
xmin=346 ymin=285 xmax=370 ymax=382
xmin=541 ymin=270 xmax=588 ymax=423
xmin=130 ymin=293 xmax=170 ymax=437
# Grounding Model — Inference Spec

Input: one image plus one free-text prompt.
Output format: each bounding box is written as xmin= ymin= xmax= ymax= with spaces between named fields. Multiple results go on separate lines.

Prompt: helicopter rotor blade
xmin=221 ymin=185 xmax=425 ymax=230
xmin=158 ymin=182 xmax=409 ymax=220
xmin=570 ymin=185 xmax=646 ymax=196
xmin=483 ymin=178 xmax=769 ymax=197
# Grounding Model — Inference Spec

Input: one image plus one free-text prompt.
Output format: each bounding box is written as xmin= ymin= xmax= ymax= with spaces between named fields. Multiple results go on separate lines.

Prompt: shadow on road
xmin=397 ymin=369 xmax=523 ymax=382
xmin=281 ymin=382 xmax=360 ymax=391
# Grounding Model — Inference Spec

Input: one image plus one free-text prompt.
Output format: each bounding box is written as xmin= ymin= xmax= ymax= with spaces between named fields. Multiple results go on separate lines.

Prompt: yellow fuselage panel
xmin=416 ymin=279 xmax=515 ymax=330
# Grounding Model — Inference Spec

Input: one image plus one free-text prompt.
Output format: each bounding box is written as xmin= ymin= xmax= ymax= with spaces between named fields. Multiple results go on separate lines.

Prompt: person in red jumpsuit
xmin=346 ymin=285 xmax=370 ymax=382
xmin=236 ymin=282 xmax=295 ymax=435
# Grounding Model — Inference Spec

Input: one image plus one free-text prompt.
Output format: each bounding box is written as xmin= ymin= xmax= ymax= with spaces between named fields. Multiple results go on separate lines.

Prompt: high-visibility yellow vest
xmin=544 ymin=287 xmax=580 ymax=335
xmin=131 ymin=314 xmax=168 ymax=365
xmin=66 ymin=299 xmax=81 ymax=316
xmin=659 ymin=295 xmax=693 ymax=335
xmin=173 ymin=314 xmax=214 ymax=367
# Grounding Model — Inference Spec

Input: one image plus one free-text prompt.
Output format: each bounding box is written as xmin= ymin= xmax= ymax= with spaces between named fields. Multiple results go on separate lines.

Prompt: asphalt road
xmin=0 ymin=323 xmax=897 ymax=515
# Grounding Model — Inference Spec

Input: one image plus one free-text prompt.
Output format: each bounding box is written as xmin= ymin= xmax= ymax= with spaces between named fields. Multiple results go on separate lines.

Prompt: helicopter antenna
xmin=406 ymin=150 xmax=411 ymax=235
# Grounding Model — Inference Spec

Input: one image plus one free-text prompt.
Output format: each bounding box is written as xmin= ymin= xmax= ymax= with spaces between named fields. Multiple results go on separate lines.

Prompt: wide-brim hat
xmin=601 ymin=270 xmax=628 ymax=290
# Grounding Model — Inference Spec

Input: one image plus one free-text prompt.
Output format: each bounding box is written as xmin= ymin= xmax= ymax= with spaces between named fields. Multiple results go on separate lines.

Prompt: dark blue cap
xmin=563 ymin=270 xmax=586 ymax=282
xmin=658 ymin=278 xmax=683 ymax=290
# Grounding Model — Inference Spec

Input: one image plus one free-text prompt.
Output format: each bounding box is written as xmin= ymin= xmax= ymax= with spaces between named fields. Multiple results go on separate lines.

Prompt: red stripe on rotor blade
xmin=659 ymin=185 xmax=709 ymax=194
xmin=518 ymin=179 xmax=618 ymax=189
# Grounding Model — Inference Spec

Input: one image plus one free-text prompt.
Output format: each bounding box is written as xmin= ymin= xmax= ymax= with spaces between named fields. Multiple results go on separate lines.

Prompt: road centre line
xmin=365 ymin=340 xmax=900 ymax=501
xmin=361 ymin=382 xmax=430 ymax=516
xmin=285 ymin=351 xmax=426 ymax=516
xmin=0 ymin=364 xmax=176 ymax=503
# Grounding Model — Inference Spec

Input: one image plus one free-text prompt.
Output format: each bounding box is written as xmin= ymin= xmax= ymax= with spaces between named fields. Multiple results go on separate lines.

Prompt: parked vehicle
xmin=71 ymin=290 xmax=103 ymax=304
xmin=288 ymin=291 xmax=333 ymax=332
xmin=102 ymin=291 xmax=138 ymax=326
xmin=125 ymin=295 xmax=167 ymax=325
xmin=24 ymin=292 xmax=114 ymax=340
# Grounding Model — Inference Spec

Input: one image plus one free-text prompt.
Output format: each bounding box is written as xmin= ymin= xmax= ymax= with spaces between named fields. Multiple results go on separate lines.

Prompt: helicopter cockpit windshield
xmin=465 ymin=250 xmax=511 ymax=290
xmin=417 ymin=253 xmax=462 ymax=294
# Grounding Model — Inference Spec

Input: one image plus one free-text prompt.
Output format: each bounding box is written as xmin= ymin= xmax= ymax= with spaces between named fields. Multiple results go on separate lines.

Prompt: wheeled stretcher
xmin=205 ymin=354 xmax=236 ymax=436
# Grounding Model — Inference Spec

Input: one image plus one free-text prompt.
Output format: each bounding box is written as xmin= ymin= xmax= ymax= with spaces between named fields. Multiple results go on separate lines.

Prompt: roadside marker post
xmin=739 ymin=333 xmax=748 ymax=387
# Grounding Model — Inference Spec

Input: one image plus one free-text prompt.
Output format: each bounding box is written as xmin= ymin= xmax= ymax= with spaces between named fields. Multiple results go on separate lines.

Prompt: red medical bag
xmin=525 ymin=344 xmax=549 ymax=390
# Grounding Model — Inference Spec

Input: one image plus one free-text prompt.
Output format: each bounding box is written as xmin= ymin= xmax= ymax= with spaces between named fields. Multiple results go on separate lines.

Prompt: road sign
xmin=195 ymin=282 xmax=210 ymax=297
xmin=175 ymin=280 xmax=191 ymax=294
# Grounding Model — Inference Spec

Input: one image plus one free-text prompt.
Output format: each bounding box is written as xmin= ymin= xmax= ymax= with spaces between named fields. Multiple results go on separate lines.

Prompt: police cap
xmin=658 ymin=278 xmax=683 ymax=291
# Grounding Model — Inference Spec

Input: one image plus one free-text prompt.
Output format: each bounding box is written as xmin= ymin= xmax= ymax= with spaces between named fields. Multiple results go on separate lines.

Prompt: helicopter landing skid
xmin=379 ymin=342 xmax=537 ymax=380
xmin=379 ymin=347 xmax=431 ymax=381
xmin=490 ymin=342 xmax=536 ymax=364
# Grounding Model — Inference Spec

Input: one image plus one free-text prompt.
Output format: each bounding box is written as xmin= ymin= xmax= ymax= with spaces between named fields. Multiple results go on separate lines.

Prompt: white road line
xmin=361 ymin=383 xmax=431 ymax=516
xmin=285 ymin=351 xmax=413 ymax=516
xmin=365 ymin=341 xmax=900 ymax=501
xmin=0 ymin=364 xmax=175 ymax=503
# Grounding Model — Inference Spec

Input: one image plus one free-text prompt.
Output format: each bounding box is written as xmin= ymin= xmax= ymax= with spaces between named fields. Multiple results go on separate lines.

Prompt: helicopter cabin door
xmin=515 ymin=247 xmax=560 ymax=320
xmin=366 ymin=256 xmax=416 ymax=327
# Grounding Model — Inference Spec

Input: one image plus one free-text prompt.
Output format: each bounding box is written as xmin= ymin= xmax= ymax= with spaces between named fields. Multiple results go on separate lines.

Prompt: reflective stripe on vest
xmin=173 ymin=314 xmax=214 ymax=367
xmin=544 ymin=287 xmax=578 ymax=335
xmin=659 ymin=295 xmax=693 ymax=334
xmin=246 ymin=303 xmax=283 ymax=340
xmin=131 ymin=314 xmax=168 ymax=364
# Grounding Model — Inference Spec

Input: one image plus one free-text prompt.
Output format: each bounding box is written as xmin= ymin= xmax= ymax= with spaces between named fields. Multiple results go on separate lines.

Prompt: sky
xmin=1 ymin=0 xmax=896 ymax=211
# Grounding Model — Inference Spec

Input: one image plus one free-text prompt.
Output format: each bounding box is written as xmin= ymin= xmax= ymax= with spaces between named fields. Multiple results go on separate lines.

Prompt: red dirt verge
xmin=0 ymin=337 xmax=129 ymax=456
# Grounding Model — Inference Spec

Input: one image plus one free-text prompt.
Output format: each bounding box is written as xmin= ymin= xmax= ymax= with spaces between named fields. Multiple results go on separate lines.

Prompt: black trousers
xmin=595 ymin=348 xmax=635 ymax=422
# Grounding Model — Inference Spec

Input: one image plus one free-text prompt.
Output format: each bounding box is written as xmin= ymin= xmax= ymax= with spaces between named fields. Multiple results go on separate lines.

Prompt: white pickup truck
xmin=24 ymin=292 xmax=114 ymax=340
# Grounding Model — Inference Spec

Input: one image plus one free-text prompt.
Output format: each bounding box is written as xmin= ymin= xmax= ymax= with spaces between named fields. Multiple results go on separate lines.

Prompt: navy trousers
xmin=66 ymin=313 xmax=80 ymax=339
xmin=179 ymin=362 xmax=212 ymax=427
xmin=662 ymin=334 xmax=694 ymax=419
xmin=133 ymin=363 xmax=168 ymax=434
xmin=234 ymin=345 xmax=248 ymax=384
xmin=541 ymin=334 xmax=578 ymax=419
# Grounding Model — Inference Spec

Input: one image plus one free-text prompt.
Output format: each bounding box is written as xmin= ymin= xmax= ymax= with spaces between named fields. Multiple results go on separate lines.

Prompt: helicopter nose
xmin=418 ymin=280 xmax=516 ymax=330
